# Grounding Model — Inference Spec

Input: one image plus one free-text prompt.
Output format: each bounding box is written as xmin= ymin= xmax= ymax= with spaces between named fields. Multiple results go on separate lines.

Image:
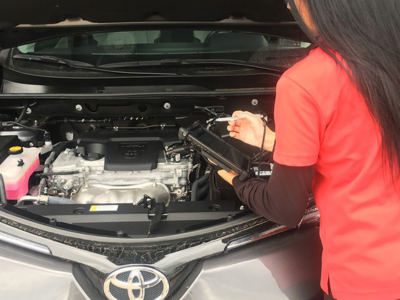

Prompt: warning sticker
xmin=89 ymin=205 xmax=118 ymax=212
xmin=254 ymin=171 xmax=272 ymax=176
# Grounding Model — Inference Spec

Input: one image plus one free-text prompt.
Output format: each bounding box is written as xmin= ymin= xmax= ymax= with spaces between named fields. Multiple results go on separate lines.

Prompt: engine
xmin=47 ymin=136 xmax=192 ymax=206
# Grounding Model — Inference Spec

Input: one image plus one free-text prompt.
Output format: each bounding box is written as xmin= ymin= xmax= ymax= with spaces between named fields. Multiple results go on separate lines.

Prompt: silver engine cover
xmin=50 ymin=149 xmax=191 ymax=205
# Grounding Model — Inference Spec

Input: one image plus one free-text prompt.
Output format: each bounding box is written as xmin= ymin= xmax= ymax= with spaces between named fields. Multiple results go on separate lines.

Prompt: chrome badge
xmin=104 ymin=266 xmax=169 ymax=300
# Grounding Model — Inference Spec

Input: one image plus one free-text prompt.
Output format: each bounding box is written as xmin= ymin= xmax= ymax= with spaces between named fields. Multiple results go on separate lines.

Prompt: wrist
xmin=263 ymin=132 xmax=275 ymax=152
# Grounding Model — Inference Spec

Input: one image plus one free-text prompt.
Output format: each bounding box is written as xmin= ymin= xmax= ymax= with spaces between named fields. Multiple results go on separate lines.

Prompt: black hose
xmin=39 ymin=152 xmax=55 ymax=195
xmin=197 ymin=183 xmax=209 ymax=201
xmin=48 ymin=196 xmax=77 ymax=204
xmin=258 ymin=119 xmax=267 ymax=178
xmin=52 ymin=140 xmax=76 ymax=155
xmin=16 ymin=196 xmax=77 ymax=205
xmin=15 ymin=101 xmax=29 ymax=123
xmin=191 ymin=173 xmax=210 ymax=201
xmin=38 ymin=171 xmax=79 ymax=177
xmin=0 ymin=174 xmax=7 ymax=204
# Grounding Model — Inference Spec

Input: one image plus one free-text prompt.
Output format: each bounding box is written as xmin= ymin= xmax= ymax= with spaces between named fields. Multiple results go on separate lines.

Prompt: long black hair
xmin=286 ymin=0 xmax=400 ymax=175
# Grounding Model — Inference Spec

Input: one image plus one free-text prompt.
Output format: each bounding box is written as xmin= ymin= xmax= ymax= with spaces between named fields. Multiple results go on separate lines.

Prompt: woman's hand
xmin=208 ymin=159 xmax=238 ymax=186
xmin=227 ymin=111 xmax=275 ymax=152
xmin=217 ymin=170 xmax=239 ymax=186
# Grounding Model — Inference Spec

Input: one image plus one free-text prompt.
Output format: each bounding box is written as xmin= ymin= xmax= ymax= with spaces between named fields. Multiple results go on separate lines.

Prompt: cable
xmin=0 ymin=174 xmax=7 ymax=204
xmin=2 ymin=121 xmax=48 ymax=133
xmin=258 ymin=118 xmax=267 ymax=178
xmin=113 ymin=124 xmax=175 ymax=130
xmin=15 ymin=101 xmax=29 ymax=123
xmin=37 ymin=171 xmax=80 ymax=177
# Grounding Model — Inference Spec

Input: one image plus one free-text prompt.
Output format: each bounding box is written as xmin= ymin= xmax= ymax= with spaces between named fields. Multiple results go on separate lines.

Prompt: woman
xmin=218 ymin=1 xmax=400 ymax=299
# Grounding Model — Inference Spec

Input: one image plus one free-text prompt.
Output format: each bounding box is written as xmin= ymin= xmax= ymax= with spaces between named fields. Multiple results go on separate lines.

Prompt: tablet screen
xmin=188 ymin=125 xmax=250 ymax=171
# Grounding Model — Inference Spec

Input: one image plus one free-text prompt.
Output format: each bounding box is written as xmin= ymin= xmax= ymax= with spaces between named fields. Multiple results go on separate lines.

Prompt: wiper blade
xmin=100 ymin=59 xmax=281 ymax=73
xmin=13 ymin=54 xmax=95 ymax=67
xmin=13 ymin=54 xmax=179 ymax=76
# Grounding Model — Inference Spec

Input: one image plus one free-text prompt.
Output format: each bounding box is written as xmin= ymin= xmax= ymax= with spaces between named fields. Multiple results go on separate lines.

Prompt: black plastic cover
xmin=77 ymin=135 xmax=163 ymax=171
xmin=0 ymin=129 xmax=43 ymax=147
xmin=0 ymin=135 xmax=20 ymax=164
xmin=105 ymin=139 xmax=163 ymax=171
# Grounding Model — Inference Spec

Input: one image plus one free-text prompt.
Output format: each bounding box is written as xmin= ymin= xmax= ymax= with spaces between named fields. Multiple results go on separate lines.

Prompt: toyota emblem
xmin=104 ymin=266 xmax=169 ymax=300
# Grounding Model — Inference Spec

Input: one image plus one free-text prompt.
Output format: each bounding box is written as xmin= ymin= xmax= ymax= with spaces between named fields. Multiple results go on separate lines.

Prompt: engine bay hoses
xmin=17 ymin=195 xmax=77 ymax=205
xmin=38 ymin=152 xmax=56 ymax=196
xmin=0 ymin=174 xmax=7 ymax=204
xmin=38 ymin=140 xmax=76 ymax=196
xmin=15 ymin=101 xmax=29 ymax=123
xmin=191 ymin=173 xmax=210 ymax=201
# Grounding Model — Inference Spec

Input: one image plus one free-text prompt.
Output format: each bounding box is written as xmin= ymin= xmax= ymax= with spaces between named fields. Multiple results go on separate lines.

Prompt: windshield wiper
xmin=99 ymin=59 xmax=282 ymax=73
xmin=13 ymin=53 xmax=95 ymax=68
xmin=13 ymin=54 xmax=180 ymax=76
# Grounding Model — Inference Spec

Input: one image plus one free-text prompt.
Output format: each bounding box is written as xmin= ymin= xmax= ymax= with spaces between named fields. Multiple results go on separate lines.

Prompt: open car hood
xmin=0 ymin=0 xmax=292 ymax=26
xmin=0 ymin=0 xmax=304 ymax=49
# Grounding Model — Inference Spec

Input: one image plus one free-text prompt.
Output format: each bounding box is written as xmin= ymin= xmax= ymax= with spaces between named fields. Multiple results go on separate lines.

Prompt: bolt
xmin=66 ymin=132 xmax=74 ymax=141
xmin=29 ymin=142 xmax=34 ymax=147
xmin=240 ymin=205 xmax=245 ymax=211
xmin=26 ymin=108 xmax=32 ymax=114
xmin=251 ymin=99 xmax=259 ymax=106
xmin=164 ymin=102 xmax=171 ymax=110
xmin=75 ymin=104 xmax=83 ymax=112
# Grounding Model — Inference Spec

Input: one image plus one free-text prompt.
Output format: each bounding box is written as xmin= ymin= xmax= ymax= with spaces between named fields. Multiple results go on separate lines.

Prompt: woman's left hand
xmin=217 ymin=169 xmax=239 ymax=186
xmin=207 ymin=158 xmax=239 ymax=185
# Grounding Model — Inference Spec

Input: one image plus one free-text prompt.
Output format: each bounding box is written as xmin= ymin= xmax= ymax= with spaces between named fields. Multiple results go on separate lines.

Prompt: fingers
xmin=224 ymin=123 xmax=240 ymax=139
xmin=227 ymin=110 xmax=256 ymax=132
xmin=227 ymin=111 xmax=248 ymax=139
xmin=229 ymin=110 xmax=248 ymax=129
xmin=227 ymin=123 xmax=238 ymax=132
xmin=208 ymin=158 xmax=217 ymax=165
xmin=231 ymin=110 xmax=243 ymax=119
xmin=232 ymin=110 xmax=255 ymax=119
xmin=229 ymin=131 xmax=241 ymax=140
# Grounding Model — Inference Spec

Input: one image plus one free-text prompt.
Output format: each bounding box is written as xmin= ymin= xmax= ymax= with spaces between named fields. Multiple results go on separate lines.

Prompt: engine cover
xmin=77 ymin=137 xmax=163 ymax=171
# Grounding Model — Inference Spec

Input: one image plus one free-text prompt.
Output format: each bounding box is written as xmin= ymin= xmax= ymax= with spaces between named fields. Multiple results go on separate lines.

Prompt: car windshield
xmin=16 ymin=29 xmax=311 ymax=70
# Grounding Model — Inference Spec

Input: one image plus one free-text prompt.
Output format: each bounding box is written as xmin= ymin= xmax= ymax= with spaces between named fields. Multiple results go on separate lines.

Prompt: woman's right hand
xmin=227 ymin=111 xmax=275 ymax=152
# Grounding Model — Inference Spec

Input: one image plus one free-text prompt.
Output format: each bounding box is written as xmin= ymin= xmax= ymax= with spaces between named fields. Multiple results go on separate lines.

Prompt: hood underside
xmin=0 ymin=0 xmax=292 ymax=27
xmin=0 ymin=0 xmax=302 ymax=49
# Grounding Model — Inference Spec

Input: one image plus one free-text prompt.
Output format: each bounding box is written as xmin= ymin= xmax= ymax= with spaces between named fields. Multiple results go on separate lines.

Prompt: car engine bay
xmin=0 ymin=103 xmax=275 ymax=236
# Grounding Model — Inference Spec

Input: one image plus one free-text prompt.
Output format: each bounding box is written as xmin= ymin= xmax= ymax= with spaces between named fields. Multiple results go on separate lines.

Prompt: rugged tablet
xmin=179 ymin=122 xmax=251 ymax=181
